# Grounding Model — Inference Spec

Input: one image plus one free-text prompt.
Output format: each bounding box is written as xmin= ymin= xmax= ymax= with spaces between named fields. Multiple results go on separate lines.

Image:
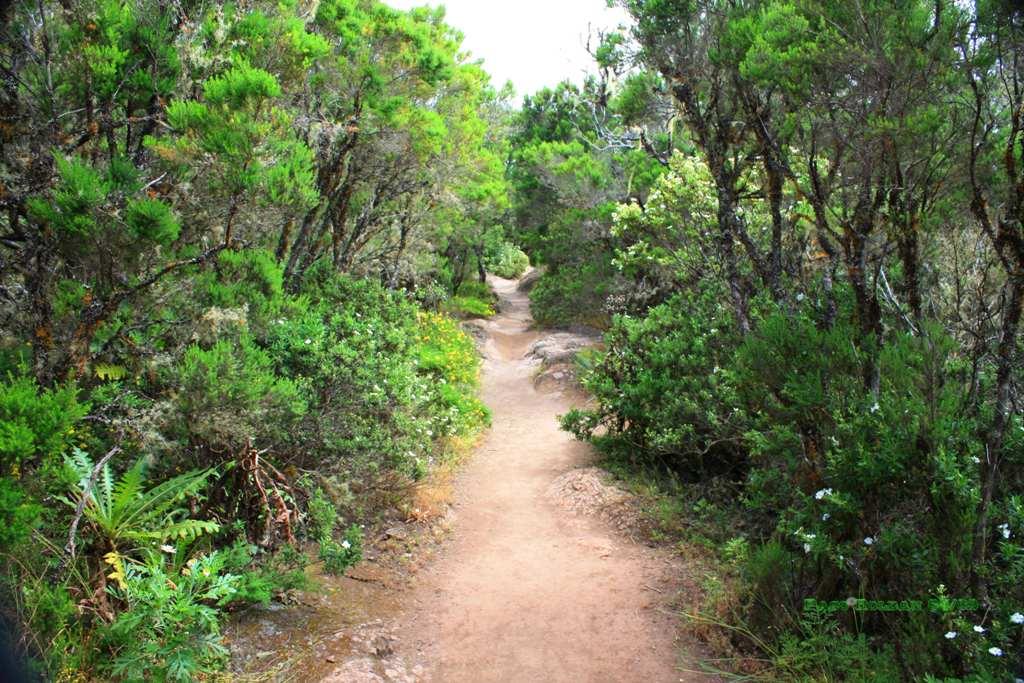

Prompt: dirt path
xmin=382 ymin=276 xmax=709 ymax=682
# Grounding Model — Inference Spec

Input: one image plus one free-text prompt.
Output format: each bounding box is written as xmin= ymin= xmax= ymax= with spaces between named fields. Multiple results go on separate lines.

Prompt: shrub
xmin=416 ymin=312 xmax=490 ymax=437
xmin=564 ymin=289 xmax=1010 ymax=677
xmin=103 ymin=552 xmax=240 ymax=682
xmin=0 ymin=375 xmax=87 ymax=477
xmin=307 ymin=487 xmax=338 ymax=542
xmin=562 ymin=289 xmax=743 ymax=477
xmin=319 ymin=524 xmax=363 ymax=576
xmin=442 ymin=280 xmax=497 ymax=318
xmin=530 ymin=262 xmax=616 ymax=329
xmin=484 ymin=241 xmax=530 ymax=279
xmin=173 ymin=336 xmax=307 ymax=450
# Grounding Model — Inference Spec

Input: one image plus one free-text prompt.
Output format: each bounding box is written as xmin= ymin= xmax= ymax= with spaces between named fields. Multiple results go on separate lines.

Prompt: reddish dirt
xmin=384 ymin=276 xmax=715 ymax=682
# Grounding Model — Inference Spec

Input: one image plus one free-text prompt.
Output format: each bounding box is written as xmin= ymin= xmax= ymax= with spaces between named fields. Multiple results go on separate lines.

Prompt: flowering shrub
xmin=417 ymin=312 xmax=491 ymax=437
xmin=567 ymin=290 xmax=1024 ymax=677
xmin=319 ymin=525 xmax=364 ymax=576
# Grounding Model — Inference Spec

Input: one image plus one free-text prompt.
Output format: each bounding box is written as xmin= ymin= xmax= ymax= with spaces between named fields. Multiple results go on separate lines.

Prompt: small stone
xmin=373 ymin=635 xmax=396 ymax=658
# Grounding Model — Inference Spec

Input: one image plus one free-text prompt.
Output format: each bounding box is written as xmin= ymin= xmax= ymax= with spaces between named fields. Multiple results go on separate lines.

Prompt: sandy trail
xmin=391 ymin=275 xmax=707 ymax=683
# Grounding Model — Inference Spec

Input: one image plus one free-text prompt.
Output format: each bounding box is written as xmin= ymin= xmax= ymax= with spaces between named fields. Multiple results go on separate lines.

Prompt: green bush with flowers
xmin=566 ymin=288 xmax=1024 ymax=678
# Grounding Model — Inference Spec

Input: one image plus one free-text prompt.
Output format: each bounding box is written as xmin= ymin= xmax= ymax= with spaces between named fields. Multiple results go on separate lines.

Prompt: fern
xmin=61 ymin=449 xmax=220 ymax=560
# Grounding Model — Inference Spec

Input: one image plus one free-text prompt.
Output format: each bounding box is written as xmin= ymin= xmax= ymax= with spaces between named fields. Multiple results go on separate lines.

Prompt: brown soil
xmin=372 ymin=276 xmax=716 ymax=682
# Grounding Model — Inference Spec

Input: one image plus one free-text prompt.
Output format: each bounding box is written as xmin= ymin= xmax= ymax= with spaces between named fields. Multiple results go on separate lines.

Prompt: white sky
xmin=385 ymin=0 xmax=632 ymax=98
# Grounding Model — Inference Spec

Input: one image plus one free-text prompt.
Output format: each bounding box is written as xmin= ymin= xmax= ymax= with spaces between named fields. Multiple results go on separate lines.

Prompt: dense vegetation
xmin=6 ymin=0 xmax=1024 ymax=679
xmin=0 ymin=0 xmax=507 ymax=679
xmin=506 ymin=0 xmax=1024 ymax=678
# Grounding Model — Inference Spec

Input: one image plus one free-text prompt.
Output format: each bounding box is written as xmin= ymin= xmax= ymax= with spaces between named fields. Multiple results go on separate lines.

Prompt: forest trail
xmin=381 ymin=275 xmax=711 ymax=682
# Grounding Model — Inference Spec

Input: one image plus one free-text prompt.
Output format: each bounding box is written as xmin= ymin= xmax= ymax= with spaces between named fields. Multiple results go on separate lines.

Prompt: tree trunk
xmin=717 ymin=182 xmax=751 ymax=335
xmin=970 ymin=271 xmax=1024 ymax=604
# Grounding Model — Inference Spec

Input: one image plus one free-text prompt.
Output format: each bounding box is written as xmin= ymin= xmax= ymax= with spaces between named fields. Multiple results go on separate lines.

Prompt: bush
xmin=103 ymin=552 xmax=241 ymax=682
xmin=564 ymin=288 xmax=1014 ymax=677
xmin=416 ymin=312 xmax=490 ymax=437
xmin=307 ymin=487 xmax=338 ymax=542
xmin=530 ymin=262 xmax=617 ymax=329
xmin=442 ymin=280 xmax=497 ymax=318
xmin=0 ymin=375 xmax=87 ymax=477
xmin=484 ymin=241 xmax=530 ymax=279
xmin=174 ymin=336 xmax=307 ymax=451
xmin=562 ymin=289 xmax=743 ymax=477
xmin=319 ymin=524 xmax=363 ymax=575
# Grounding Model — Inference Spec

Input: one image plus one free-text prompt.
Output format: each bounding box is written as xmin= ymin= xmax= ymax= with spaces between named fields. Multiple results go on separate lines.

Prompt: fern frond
xmin=117 ymin=467 xmax=215 ymax=531
xmin=99 ymin=456 xmax=116 ymax=520
xmin=64 ymin=447 xmax=93 ymax=489
xmin=109 ymin=459 xmax=148 ymax=525
xmin=128 ymin=519 xmax=220 ymax=544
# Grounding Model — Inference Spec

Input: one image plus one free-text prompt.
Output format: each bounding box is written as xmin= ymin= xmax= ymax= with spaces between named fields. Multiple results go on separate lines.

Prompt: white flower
xmin=796 ymin=293 xmax=806 ymax=302
xmin=972 ymin=456 xmax=981 ymax=464
xmin=304 ymin=338 xmax=312 ymax=345
xmin=973 ymin=625 xmax=986 ymax=633
xmin=999 ymin=523 xmax=1012 ymax=539
xmin=815 ymin=488 xmax=833 ymax=500
xmin=870 ymin=402 xmax=880 ymax=414
xmin=944 ymin=631 xmax=957 ymax=639
xmin=341 ymin=540 xmax=351 ymax=550
xmin=160 ymin=544 xmax=175 ymax=554
xmin=803 ymin=543 xmax=812 ymax=553
xmin=864 ymin=537 xmax=875 ymax=546
xmin=989 ymin=647 xmax=1003 ymax=657
xmin=822 ymin=513 xmax=831 ymax=521
xmin=1011 ymin=612 xmax=1024 ymax=624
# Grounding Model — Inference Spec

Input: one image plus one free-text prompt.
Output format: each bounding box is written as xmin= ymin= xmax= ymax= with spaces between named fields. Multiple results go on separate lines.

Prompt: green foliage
xmin=103 ymin=552 xmax=240 ymax=682
xmin=2 ymin=0 xmax=498 ymax=678
xmin=443 ymin=281 xmax=498 ymax=319
xmin=0 ymin=479 xmax=42 ymax=552
xmin=319 ymin=524 xmax=363 ymax=576
xmin=416 ymin=312 xmax=491 ymax=437
xmin=174 ymin=337 xmax=307 ymax=449
xmin=124 ymin=198 xmax=180 ymax=246
xmin=217 ymin=540 xmax=310 ymax=606
xmin=27 ymin=155 xmax=107 ymax=236
xmin=60 ymin=449 xmax=219 ymax=568
xmin=307 ymin=487 xmax=338 ymax=542
xmin=0 ymin=375 xmax=87 ymax=476
xmin=484 ymin=241 xmax=531 ymax=279
xmin=772 ymin=613 xmax=902 ymax=681
xmin=445 ymin=295 xmax=494 ymax=318
xmin=568 ymin=287 xmax=1006 ymax=676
